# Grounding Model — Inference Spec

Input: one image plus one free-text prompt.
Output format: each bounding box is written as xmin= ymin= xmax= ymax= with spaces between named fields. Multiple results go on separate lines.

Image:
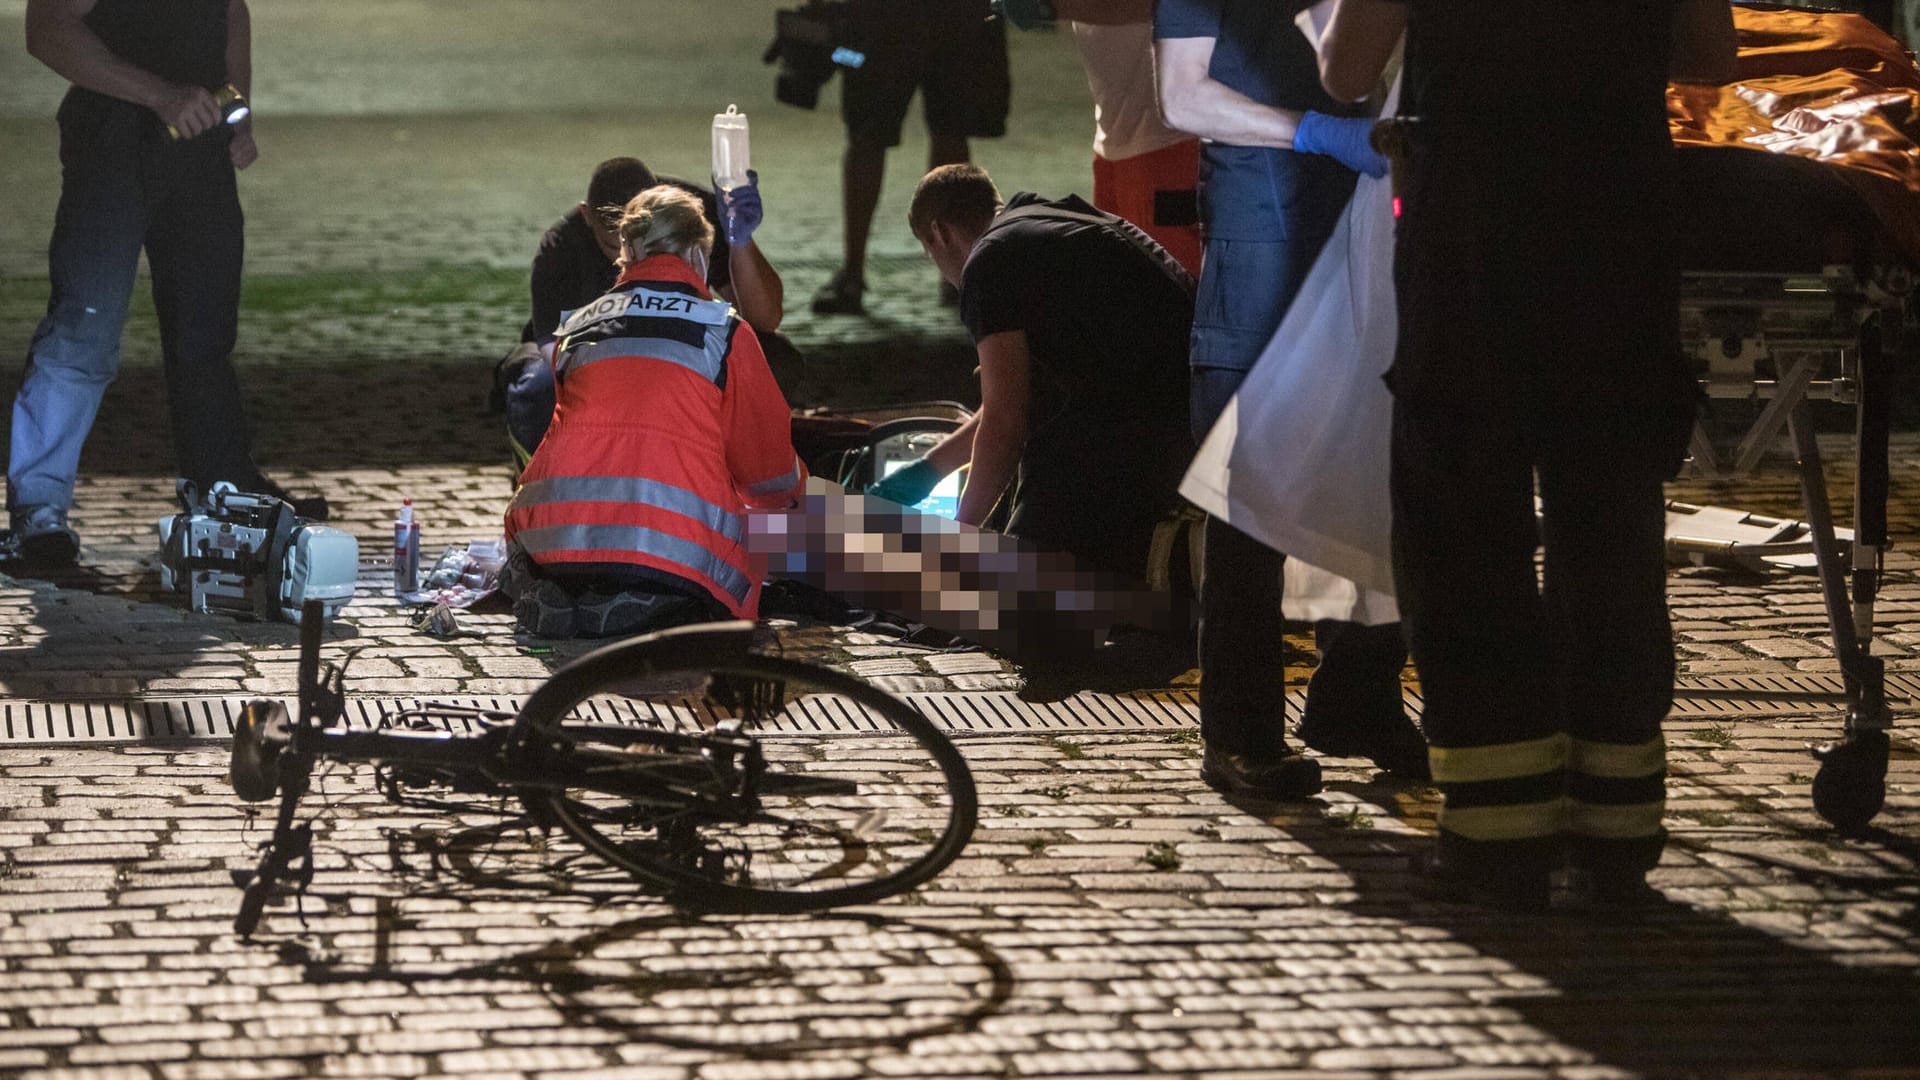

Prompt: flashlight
xmin=167 ymin=84 xmax=249 ymax=140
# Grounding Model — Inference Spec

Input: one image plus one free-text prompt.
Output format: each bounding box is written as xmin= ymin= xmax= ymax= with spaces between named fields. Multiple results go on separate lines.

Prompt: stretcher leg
xmin=1851 ymin=308 xmax=1893 ymax=662
xmin=1791 ymin=392 xmax=1891 ymax=830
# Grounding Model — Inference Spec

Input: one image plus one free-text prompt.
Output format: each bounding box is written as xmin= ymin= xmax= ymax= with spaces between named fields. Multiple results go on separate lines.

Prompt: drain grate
xmin=0 ymin=690 xmax=1202 ymax=746
xmin=0 ymin=673 xmax=1902 ymax=746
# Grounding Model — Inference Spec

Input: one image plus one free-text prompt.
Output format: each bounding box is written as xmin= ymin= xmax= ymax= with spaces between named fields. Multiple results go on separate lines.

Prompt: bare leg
xmin=840 ymin=137 xmax=889 ymax=284
xmin=929 ymin=134 xmax=970 ymax=171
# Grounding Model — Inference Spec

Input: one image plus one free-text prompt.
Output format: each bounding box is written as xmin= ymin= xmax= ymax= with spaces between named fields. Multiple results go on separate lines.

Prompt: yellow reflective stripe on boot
xmin=1568 ymin=799 xmax=1665 ymax=840
xmin=1437 ymin=799 xmax=1566 ymax=842
xmin=1428 ymin=733 xmax=1569 ymax=785
xmin=1569 ymin=735 xmax=1665 ymax=779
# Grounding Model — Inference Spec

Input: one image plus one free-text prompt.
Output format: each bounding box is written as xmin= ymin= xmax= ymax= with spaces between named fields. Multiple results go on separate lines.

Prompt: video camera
xmin=157 ymin=481 xmax=358 ymax=623
xmin=763 ymin=0 xmax=867 ymax=110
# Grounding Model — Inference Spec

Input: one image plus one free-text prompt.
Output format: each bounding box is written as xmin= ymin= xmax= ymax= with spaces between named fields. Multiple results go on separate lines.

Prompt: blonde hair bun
xmin=615 ymin=185 xmax=714 ymax=266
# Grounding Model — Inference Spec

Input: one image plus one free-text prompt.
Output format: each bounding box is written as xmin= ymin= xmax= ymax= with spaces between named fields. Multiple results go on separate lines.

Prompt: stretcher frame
xmin=1673 ymin=259 xmax=1907 ymax=829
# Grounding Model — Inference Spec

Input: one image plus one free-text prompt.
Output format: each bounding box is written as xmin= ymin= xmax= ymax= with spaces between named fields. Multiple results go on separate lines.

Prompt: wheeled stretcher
xmin=1669 ymin=144 xmax=1908 ymax=829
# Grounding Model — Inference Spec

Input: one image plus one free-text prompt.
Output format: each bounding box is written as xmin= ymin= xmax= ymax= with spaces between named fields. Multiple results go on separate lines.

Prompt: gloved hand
xmin=991 ymin=0 xmax=1056 ymax=31
xmin=1292 ymin=111 xmax=1390 ymax=179
xmin=868 ymin=458 xmax=943 ymax=506
xmin=721 ymin=169 xmax=763 ymax=248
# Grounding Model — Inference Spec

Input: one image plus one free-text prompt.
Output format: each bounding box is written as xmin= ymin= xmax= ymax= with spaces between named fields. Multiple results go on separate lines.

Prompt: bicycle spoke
xmin=529 ymin=651 xmax=975 ymax=913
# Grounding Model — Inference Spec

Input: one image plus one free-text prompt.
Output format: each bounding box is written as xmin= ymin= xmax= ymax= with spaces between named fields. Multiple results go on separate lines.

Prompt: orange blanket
xmin=1669 ymin=5 xmax=1920 ymax=260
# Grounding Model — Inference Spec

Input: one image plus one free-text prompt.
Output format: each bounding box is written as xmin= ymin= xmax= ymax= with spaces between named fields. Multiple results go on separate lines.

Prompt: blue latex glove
xmin=991 ymin=0 xmax=1056 ymax=31
xmin=1292 ymin=111 xmax=1390 ymax=179
xmin=721 ymin=169 xmax=763 ymax=248
xmin=869 ymin=458 xmax=943 ymax=506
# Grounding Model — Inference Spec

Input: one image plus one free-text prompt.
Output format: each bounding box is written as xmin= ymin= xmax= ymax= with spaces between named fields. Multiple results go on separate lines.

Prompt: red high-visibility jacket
xmin=504 ymin=254 xmax=805 ymax=619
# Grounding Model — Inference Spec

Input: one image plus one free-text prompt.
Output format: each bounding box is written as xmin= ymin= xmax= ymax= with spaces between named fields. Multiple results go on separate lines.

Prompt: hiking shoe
xmin=810 ymin=270 xmax=866 ymax=315
xmin=1200 ymin=742 xmax=1323 ymax=800
xmin=9 ymin=505 xmax=79 ymax=569
xmin=512 ymin=577 xmax=579 ymax=639
xmin=1297 ymin=711 xmax=1432 ymax=780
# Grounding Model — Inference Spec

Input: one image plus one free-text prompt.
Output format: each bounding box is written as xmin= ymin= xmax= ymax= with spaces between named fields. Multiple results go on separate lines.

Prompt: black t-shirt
xmin=959 ymin=193 xmax=1196 ymax=529
xmin=522 ymin=177 xmax=733 ymax=342
xmin=83 ymin=0 xmax=228 ymax=89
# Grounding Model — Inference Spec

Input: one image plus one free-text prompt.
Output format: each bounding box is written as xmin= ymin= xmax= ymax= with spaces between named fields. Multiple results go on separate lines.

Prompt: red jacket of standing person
xmin=505 ymin=242 xmax=804 ymax=621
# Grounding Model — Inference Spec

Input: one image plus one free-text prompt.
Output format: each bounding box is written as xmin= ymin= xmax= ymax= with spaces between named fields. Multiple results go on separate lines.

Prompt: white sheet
xmin=1180 ymin=80 xmax=1402 ymax=626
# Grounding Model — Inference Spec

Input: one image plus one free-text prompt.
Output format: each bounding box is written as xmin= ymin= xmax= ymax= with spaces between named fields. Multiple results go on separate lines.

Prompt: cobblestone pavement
xmin=3 ymin=4 xmax=1920 ymax=1076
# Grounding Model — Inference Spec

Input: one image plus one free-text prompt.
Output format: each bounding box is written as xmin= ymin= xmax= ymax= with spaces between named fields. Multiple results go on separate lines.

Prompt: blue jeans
xmin=1190 ymin=146 xmax=1406 ymax=751
xmin=10 ymin=91 xmax=256 ymax=514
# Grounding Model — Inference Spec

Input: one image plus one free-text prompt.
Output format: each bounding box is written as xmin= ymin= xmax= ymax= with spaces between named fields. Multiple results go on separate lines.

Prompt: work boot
xmin=1416 ymin=850 xmax=1552 ymax=915
xmin=810 ymin=269 xmax=866 ymax=315
xmin=1296 ymin=710 xmax=1432 ymax=780
xmin=7 ymin=504 xmax=79 ymax=569
xmin=1560 ymin=866 xmax=1672 ymax=916
xmin=1200 ymin=742 xmax=1323 ymax=800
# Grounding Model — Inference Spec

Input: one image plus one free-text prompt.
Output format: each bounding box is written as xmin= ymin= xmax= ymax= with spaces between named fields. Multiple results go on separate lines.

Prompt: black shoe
xmin=1416 ymin=852 xmax=1551 ymax=915
xmin=1016 ymin=630 xmax=1193 ymax=704
xmin=248 ymin=475 xmax=330 ymax=522
xmin=1200 ymin=742 xmax=1323 ymax=800
xmin=1561 ymin=867 xmax=1672 ymax=915
xmin=6 ymin=505 xmax=80 ymax=570
xmin=810 ymin=270 xmax=866 ymax=315
xmin=1297 ymin=711 xmax=1431 ymax=780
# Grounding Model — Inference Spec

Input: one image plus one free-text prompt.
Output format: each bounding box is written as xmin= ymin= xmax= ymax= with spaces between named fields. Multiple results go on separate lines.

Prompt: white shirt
xmin=1070 ymin=20 xmax=1192 ymax=163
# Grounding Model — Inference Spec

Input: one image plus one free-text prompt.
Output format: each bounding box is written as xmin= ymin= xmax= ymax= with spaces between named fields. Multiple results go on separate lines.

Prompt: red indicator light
xmin=1392 ymin=196 xmax=1403 ymax=218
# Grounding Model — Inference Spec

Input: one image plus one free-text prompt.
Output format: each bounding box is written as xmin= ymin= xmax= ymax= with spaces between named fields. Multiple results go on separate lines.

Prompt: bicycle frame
xmin=234 ymin=599 xmax=974 ymax=932
xmin=234 ymin=601 xmax=772 ymax=934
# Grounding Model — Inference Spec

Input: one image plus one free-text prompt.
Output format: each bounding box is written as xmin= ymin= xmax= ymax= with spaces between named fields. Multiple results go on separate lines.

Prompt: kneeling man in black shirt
xmin=874 ymin=164 xmax=1194 ymax=580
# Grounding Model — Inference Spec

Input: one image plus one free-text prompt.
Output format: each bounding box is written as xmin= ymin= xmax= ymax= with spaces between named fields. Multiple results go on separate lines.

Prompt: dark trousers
xmin=1189 ymin=153 xmax=1408 ymax=752
xmin=1391 ymin=139 xmax=1687 ymax=878
xmin=1198 ymin=513 xmax=1409 ymax=754
xmin=9 ymin=92 xmax=257 ymax=513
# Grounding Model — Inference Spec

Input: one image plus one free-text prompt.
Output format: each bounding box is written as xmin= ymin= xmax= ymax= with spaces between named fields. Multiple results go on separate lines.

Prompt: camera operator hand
xmin=154 ymin=83 xmax=222 ymax=140
xmin=721 ymin=169 xmax=764 ymax=248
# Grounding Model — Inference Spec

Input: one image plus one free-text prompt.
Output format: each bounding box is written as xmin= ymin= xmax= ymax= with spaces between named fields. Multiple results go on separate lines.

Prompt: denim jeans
xmin=9 ymin=91 xmax=256 ymax=515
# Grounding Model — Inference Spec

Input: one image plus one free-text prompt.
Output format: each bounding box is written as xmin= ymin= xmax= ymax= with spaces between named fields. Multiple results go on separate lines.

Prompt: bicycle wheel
xmin=517 ymin=635 xmax=976 ymax=914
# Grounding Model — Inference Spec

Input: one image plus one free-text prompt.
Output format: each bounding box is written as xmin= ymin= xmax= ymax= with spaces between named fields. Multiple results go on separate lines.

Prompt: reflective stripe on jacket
xmin=504 ymin=254 xmax=805 ymax=618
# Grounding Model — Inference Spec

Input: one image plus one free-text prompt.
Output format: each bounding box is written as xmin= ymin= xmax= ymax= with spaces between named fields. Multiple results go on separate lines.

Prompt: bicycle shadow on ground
xmin=250 ymin=816 xmax=1016 ymax=1058
xmin=1225 ymin=766 xmax=1920 ymax=1075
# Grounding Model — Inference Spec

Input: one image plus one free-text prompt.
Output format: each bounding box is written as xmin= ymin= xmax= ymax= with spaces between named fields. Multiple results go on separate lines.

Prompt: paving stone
xmin=0 ymin=12 xmax=1916 ymax=1078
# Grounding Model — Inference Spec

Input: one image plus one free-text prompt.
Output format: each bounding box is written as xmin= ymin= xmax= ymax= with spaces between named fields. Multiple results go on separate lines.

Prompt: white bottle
xmin=711 ymin=104 xmax=751 ymax=192
xmin=393 ymin=499 xmax=421 ymax=596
